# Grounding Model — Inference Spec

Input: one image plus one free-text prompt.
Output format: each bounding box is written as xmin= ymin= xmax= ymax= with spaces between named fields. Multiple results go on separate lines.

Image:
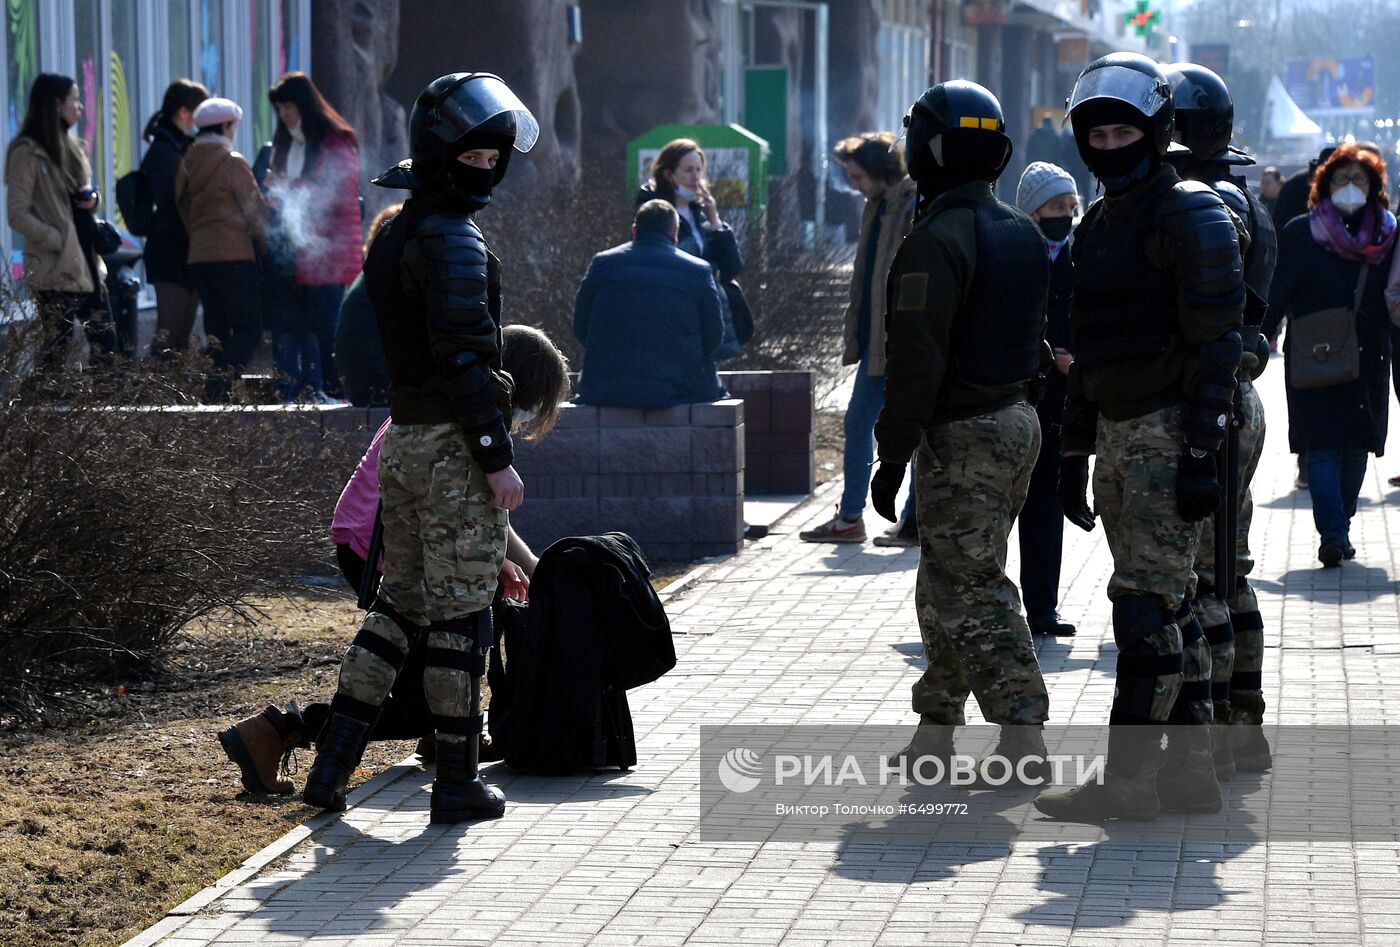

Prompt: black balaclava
xmin=444 ymin=129 xmax=515 ymax=212
xmin=1074 ymin=99 xmax=1159 ymax=195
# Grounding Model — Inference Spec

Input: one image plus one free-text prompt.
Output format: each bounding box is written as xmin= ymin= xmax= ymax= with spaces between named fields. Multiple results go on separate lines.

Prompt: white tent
xmin=1265 ymin=75 xmax=1323 ymax=140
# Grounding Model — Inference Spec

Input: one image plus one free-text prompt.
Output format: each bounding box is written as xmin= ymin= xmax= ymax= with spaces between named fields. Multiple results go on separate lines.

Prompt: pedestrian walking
xmin=800 ymin=132 xmax=918 ymax=546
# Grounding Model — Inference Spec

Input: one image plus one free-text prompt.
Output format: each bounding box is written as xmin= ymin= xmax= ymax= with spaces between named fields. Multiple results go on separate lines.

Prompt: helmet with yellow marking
xmin=901 ymin=80 xmax=1013 ymax=199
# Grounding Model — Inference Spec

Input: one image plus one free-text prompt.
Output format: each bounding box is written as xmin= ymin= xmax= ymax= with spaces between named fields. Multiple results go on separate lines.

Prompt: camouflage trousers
xmin=1095 ymin=406 xmax=1203 ymax=724
xmin=331 ymin=423 xmax=507 ymax=742
xmin=911 ymin=401 xmax=1049 ymax=726
xmin=1191 ymin=380 xmax=1267 ymax=723
xmin=1095 ymin=405 xmax=1204 ymax=613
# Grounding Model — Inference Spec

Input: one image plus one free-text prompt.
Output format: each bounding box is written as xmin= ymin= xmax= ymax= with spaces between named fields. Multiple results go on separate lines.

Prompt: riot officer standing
xmin=1033 ymin=54 xmax=1246 ymax=821
xmin=1166 ymin=62 xmax=1277 ymax=779
xmin=872 ymin=81 xmax=1053 ymax=771
xmin=303 ymin=74 xmax=538 ymax=824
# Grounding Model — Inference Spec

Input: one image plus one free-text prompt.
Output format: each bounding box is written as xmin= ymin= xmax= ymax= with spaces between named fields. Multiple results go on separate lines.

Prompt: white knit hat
xmin=1016 ymin=161 xmax=1078 ymax=215
xmin=193 ymin=97 xmax=243 ymax=129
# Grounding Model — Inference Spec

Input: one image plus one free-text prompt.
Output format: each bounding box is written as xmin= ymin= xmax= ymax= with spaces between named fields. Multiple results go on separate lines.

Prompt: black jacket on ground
xmin=490 ymin=533 xmax=675 ymax=774
xmin=1266 ymin=215 xmax=1394 ymax=455
xmin=140 ymin=115 xmax=196 ymax=286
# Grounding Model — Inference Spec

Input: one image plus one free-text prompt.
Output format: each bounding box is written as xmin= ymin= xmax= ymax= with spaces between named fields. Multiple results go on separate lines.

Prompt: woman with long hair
xmin=636 ymin=138 xmax=748 ymax=361
xmin=5 ymin=73 xmax=117 ymax=386
xmin=264 ymin=71 xmax=362 ymax=402
xmin=1267 ymin=143 xmax=1397 ymax=566
xmin=142 ymin=78 xmax=209 ymax=355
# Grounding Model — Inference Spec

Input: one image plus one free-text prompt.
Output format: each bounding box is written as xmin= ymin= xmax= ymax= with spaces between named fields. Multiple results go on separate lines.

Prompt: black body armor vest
xmin=1070 ymin=174 xmax=1179 ymax=368
xmin=939 ymin=198 xmax=1049 ymax=387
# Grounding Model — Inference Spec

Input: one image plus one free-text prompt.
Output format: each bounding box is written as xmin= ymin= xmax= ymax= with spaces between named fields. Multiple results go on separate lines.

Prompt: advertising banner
xmin=1284 ymin=57 xmax=1376 ymax=116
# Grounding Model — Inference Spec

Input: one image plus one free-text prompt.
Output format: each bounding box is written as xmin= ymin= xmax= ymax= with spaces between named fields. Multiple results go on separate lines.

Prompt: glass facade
xmin=2 ymin=0 xmax=309 ymax=279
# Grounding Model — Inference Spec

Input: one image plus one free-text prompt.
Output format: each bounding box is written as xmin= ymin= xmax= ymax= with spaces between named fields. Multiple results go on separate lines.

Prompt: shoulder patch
xmin=896 ymin=273 xmax=929 ymax=311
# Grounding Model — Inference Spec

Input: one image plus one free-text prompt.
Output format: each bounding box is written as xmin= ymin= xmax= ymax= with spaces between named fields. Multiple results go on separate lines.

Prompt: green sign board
xmin=744 ymin=66 xmax=788 ymax=175
xmin=626 ymin=123 xmax=770 ymax=215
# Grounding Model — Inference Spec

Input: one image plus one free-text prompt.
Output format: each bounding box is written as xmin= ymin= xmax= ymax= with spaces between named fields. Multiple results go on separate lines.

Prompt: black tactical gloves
xmin=870 ymin=463 xmax=907 ymax=522
xmin=1184 ymin=332 xmax=1242 ymax=454
xmin=1057 ymin=455 xmax=1096 ymax=532
xmin=1176 ymin=450 xmax=1222 ymax=521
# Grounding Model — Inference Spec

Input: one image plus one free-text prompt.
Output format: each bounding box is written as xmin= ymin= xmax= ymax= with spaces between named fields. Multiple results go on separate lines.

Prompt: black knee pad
xmin=426 ymin=612 xmax=491 ymax=677
xmin=1111 ymin=594 xmax=1171 ymax=649
xmin=369 ymin=597 xmax=421 ymax=642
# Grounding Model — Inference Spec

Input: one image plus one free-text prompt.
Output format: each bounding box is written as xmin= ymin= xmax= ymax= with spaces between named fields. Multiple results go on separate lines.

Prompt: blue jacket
xmin=574 ymin=231 xmax=727 ymax=407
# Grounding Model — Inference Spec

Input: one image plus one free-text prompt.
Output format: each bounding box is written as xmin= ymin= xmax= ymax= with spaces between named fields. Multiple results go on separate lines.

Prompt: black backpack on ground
xmin=487 ymin=533 xmax=675 ymax=775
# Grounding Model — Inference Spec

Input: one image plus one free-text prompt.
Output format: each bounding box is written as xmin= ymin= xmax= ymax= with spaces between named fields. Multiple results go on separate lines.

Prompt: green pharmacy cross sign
xmin=1124 ymin=1 xmax=1161 ymax=37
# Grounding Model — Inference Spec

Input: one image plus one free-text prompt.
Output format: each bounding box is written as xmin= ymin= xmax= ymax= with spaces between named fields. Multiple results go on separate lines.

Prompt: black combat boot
xmin=1157 ymin=727 xmax=1222 ymax=813
xmin=429 ymin=735 xmax=506 ymax=823
xmin=1228 ymin=694 xmax=1272 ymax=772
xmin=1034 ymin=725 xmax=1164 ymax=822
xmin=967 ymin=724 xmax=1050 ymax=789
xmin=302 ymin=713 xmax=371 ymax=812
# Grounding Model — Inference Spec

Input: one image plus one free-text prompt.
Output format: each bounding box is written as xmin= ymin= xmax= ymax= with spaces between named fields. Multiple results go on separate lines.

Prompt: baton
xmin=357 ymin=502 xmax=383 ymax=611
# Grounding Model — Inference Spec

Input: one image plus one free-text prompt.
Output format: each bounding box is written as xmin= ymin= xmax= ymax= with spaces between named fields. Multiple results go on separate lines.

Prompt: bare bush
xmin=487 ymin=179 xmax=855 ymax=398
xmin=0 ymin=287 xmax=353 ymax=721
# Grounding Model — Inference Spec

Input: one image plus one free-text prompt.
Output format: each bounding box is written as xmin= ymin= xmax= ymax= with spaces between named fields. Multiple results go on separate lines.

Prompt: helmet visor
xmin=427 ymin=75 xmax=540 ymax=153
xmin=1069 ymin=65 xmax=1169 ymax=119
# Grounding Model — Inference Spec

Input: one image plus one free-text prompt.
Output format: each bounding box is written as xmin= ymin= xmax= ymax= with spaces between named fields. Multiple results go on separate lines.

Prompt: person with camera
xmin=5 ymin=73 xmax=118 ymax=389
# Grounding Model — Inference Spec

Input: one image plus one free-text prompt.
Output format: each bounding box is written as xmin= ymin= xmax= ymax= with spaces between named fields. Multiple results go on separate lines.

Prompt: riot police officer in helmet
xmin=304 ymin=74 xmax=537 ymax=824
xmin=1165 ymin=61 xmax=1276 ymax=778
xmin=1033 ymin=53 xmax=1246 ymax=821
xmin=874 ymin=80 xmax=1052 ymax=777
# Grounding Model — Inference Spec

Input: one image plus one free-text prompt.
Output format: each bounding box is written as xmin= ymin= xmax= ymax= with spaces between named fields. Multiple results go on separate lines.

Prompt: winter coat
xmin=842 ymin=175 xmax=917 ymax=376
xmin=4 ymin=136 xmax=96 ymax=293
xmin=489 ymin=533 xmax=674 ymax=775
xmin=634 ymin=183 xmax=746 ymax=360
xmin=268 ymin=130 xmax=362 ymax=286
xmin=333 ymin=272 xmax=391 ymax=406
xmin=176 ymin=135 xmax=267 ymax=264
xmin=1040 ymin=239 xmax=1073 ymax=429
xmin=140 ymin=115 xmax=196 ymax=285
xmin=573 ymin=230 xmax=727 ymax=408
xmin=1268 ymin=214 xmax=1394 ymax=456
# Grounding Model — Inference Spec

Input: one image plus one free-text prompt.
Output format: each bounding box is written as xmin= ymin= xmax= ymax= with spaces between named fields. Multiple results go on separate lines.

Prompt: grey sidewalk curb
xmin=122 ymin=759 xmax=425 ymax=946
xmin=123 ymin=483 xmax=839 ymax=946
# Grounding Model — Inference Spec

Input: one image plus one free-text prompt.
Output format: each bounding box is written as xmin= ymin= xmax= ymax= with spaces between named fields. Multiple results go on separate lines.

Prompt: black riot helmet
xmin=1068 ymin=53 xmax=1174 ymax=191
xmin=375 ymin=73 xmax=538 ymax=207
xmin=1165 ymin=62 xmax=1251 ymax=166
xmin=900 ymin=80 xmax=1013 ymax=202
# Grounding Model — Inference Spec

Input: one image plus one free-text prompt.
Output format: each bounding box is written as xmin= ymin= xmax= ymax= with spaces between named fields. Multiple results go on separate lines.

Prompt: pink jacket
xmin=285 ymin=131 xmax=362 ymax=286
xmin=331 ymin=418 xmax=389 ymax=561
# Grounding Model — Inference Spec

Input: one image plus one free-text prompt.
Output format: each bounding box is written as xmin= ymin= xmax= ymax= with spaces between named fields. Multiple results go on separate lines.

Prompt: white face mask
xmin=1332 ymin=182 xmax=1367 ymax=215
xmin=674 ymin=183 xmax=697 ymax=202
xmin=513 ymin=408 xmax=536 ymax=427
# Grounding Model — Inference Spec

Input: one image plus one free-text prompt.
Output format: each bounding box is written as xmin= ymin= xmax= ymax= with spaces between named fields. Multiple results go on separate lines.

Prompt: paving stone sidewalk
xmin=129 ymin=370 xmax=1400 ymax=947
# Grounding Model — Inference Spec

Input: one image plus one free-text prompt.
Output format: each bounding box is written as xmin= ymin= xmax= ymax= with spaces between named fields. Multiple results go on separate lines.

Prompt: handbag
xmin=1288 ymin=263 xmax=1369 ymax=390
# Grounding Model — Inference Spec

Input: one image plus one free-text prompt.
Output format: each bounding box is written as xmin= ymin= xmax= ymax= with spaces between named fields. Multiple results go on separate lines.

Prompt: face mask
xmin=512 ymin=408 xmax=536 ymax=427
xmin=446 ymin=162 xmax=494 ymax=210
xmin=1039 ymin=216 xmax=1073 ymax=241
xmin=1332 ymin=182 xmax=1367 ymax=215
xmin=1084 ymin=136 xmax=1154 ymax=192
xmin=674 ymin=183 xmax=697 ymax=202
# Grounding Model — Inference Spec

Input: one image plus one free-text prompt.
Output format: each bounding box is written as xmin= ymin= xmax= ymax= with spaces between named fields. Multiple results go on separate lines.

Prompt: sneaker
xmin=872 ymin=517 xmax=919 ymax=548
xmin=799 ymin=510 xmax=866 ymax=543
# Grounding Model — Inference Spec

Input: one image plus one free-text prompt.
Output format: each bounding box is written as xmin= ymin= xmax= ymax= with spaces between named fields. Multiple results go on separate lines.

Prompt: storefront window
xmin=111 ymin=0 xmax=142 ymax=230
xmin=280 ymin=0 xmax=302 ymax=74
xmin=250 ymin=0 xmax=275 ymax=146
xmin=168 ymin=0 xmax=193 ymax=87
xmin=200 ymin=0 xmax=224 ymax=95
xmin=5 ymin=0 xmax=42 ymax=276
xmin=74 ymin=0 xmax=104 ymax=193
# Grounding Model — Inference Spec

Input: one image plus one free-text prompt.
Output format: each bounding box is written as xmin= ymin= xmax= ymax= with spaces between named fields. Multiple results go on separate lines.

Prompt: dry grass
xmin=0 ymin=589 xmax=417 ymax=947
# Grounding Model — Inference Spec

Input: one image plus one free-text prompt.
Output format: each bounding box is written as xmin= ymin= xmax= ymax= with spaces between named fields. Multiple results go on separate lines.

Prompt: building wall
xmin=2 ymin=0 xmax=310 ymax=281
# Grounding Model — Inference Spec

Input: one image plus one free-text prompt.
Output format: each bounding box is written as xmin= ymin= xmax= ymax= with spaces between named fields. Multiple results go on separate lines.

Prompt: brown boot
xmin=218 ymin=703 xmax=309 ymax=796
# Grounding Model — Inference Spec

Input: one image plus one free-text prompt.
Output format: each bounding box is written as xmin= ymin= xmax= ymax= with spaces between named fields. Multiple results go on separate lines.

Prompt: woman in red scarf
xmin=1266 ymin=143 xmax=1397 ymax=567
